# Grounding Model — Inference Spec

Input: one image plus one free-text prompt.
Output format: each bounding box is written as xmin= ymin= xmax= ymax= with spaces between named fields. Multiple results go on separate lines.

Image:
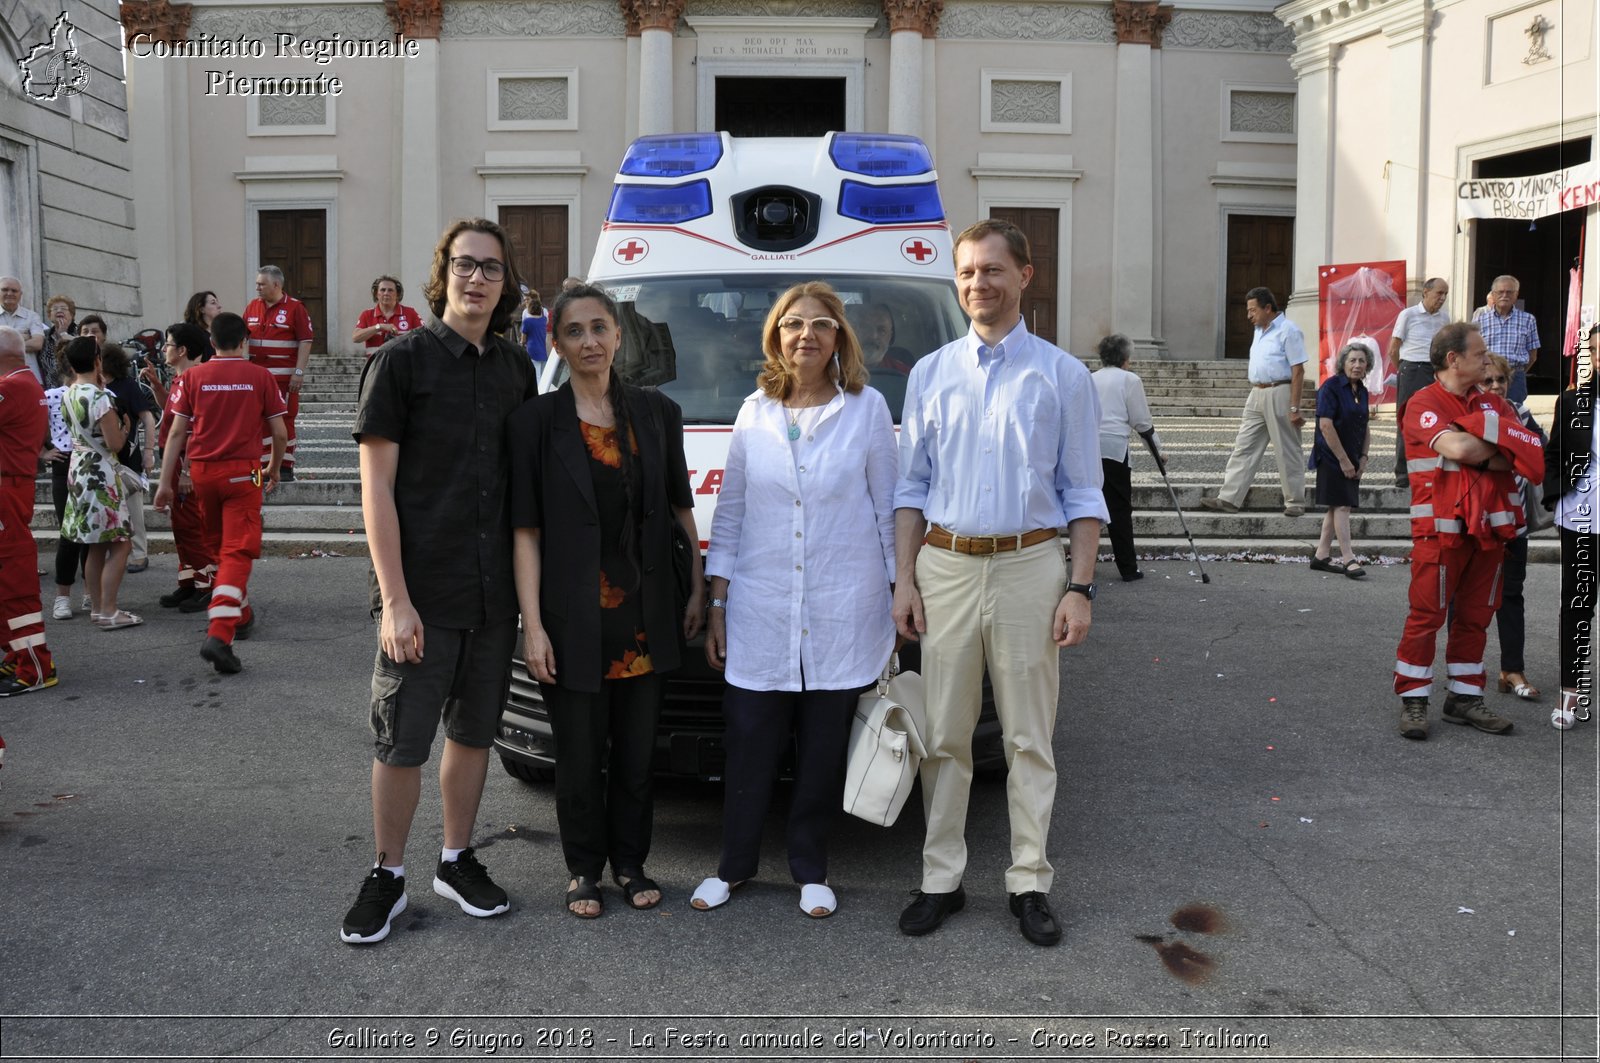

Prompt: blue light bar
xmin=836 ymin=180 xmax=945 ymax=224
xmin=606 ymin=180 xmax=714 ymax=224
xmin=829 ymin=134 xmax=934 ymax=177
xmin=619 ymin=135 xmax=724 ymax=177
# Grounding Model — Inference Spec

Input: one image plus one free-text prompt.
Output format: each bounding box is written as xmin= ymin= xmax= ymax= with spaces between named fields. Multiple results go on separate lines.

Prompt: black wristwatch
xmin=1066 ymin=581 xmax=1097 ymax=601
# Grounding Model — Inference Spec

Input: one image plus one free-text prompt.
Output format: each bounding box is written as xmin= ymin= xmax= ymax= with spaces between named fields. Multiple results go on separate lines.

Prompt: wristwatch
xmin=292 ymin=368 xmax=305 ymax=376
xmin=1066 ymin=581 xmax=1097 ymax=601
xmin=709 ymin=598 xmax=728 ymax=610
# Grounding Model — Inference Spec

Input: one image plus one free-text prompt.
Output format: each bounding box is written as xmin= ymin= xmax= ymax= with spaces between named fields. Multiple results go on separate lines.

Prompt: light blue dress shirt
xmin=895 ymin=318 xmax=1108 ymax=536
xmin=1247 ymin=312 xmax=1309 ymax=384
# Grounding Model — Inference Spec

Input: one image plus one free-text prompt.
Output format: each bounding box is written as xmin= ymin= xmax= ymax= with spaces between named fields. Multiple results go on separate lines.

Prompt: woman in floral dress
xmin=58 ymin=337 xmax=139 ymax=628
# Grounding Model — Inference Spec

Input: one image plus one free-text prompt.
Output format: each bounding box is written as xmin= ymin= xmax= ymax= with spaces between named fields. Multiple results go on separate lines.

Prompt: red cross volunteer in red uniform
xmin=1394 ymin=322 xmax=1544 ymax=741
xmin=352 ymin=275 xmax=423 ymax=355
xmin=243 ymin=265 xmax=312 ymax=481
xmin=154 ymin=323 xmax=216 ymax=610
xmin=155 ymin=312 xmax=288 ymax=676
xmin=0 ymin=326 xmax=56 ymax=697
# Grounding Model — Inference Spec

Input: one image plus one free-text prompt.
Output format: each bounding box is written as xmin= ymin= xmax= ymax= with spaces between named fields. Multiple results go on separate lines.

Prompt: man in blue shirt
xmin=1201 ymin=286 xmax=1309 ymax=517
xmin=1472 ymin=274 xmax=1539 ymax=404
xmin=892 ymin=219 xmax=1107 ymax=947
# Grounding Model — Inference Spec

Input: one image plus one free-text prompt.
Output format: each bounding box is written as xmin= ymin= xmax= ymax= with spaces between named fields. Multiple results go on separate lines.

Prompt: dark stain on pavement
xmin=1171 ymin=903 xmax=1227 ymax=934
xmin=21 ymin=835 xmax=46 ymax=847
xmin=477 ymin=824 xmax=552 ymax=847
xmin=1150 ymin=940 xmax=1216 ymax=984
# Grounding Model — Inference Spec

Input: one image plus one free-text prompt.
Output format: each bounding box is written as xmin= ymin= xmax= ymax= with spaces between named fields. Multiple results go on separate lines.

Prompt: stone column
xmin=636 ymin=0 xmax=685 ymax=135
xmin=621 ymin=0 xmax=642 ymax=142
xmin=1382 ymin=9 xmax=1434 ymax=294
xmin=122 ymin=0 xmax=193 ymax=319
xmin=883 ymin=0 xmax=942 ymax=137
xmin=387 ymin=0 xmax=444 ymax=281
xmin=1110 ymin=0 xmax=1172 ymax=358
xmin=1285 ymin=41 xmax=1338 ymax=341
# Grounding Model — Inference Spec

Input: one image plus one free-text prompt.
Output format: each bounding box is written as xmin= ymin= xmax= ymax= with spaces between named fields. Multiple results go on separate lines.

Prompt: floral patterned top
xmin=582 ymin=419 xmax=653 ymax=680
xmin=60 ymin=382 xmax=129 ymax=544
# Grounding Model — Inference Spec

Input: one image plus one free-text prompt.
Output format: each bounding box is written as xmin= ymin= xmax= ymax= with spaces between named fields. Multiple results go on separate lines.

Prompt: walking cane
xmin=1139 ymin=430 xmax=1210 ymax=584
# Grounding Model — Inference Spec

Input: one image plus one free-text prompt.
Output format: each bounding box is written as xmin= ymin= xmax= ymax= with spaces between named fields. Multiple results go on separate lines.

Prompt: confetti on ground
xmin=1270 ymin=797 xmax=1280 ymax=802
xmin=1266 ymin=746 xmax=1275 ymax=750
xmin=1269 ymin=697 xmax=1278 ymax=702
xmin=1508 ymin=930 xmax=1516 ymax=936
xmin=1299 ymin=817 xmax=1313 ymax=823
xmin=1458 ymin=907 xmax=1475 ymax=914
xmin=134 ymin=679 xmax=146 ymax=684
xmin=1297 ymin=608 xmax=1313 ymax=613
xmin=1258 ymin=822 xmax=1269 ymax=828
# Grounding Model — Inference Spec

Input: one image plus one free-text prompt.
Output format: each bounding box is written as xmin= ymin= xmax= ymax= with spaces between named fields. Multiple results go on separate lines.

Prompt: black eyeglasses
xmin=449 ymin=256 xmax=506 ymax=282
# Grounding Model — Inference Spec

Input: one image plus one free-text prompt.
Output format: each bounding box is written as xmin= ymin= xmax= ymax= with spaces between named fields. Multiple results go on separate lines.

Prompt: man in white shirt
xmin=1200 ymin=286 xmax=1309 ymax=517
xmin=1387 ymin=278 xmax=1450 ymax=487
xmin=0 ymin=277 xmax=47 ymax=382
xmin=893 ymin=218 xmax=1106 ymax=947
xmin=1092 ymin=333 xmax=1162 ymax=582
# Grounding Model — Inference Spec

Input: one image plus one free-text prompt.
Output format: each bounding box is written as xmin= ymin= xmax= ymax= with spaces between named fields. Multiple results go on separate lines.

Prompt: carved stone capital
xmin=1112 ymin=0 xmax=1173 ymax=47
xmin=619 ymin=0 xmax=642 ymax=36
xmin=883 ymin=0 xmax=943 ymax=37
xmin=634 ymin=0 xmax=686 ymax=32
xmin=385 ymin=0 xmax=443 ymax=39
xmin=121 ymin=0 xmax=193 ymax=47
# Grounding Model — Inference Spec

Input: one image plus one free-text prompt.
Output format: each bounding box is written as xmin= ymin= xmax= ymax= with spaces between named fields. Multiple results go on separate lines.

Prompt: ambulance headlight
xmin=607 ymin=180 xmax=714 ymax=224
xmin=829 ymin=134 xmax=934 ymax=177
xmin=619 ymin=134 xmax=724 ymax=177
xmin=836 ymin=180 xmax=945 ymax=224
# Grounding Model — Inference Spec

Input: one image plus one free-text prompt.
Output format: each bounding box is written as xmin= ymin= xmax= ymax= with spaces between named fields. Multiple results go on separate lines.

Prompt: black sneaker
xmin=278 ymin=466 xmax=295 ymax=483
xmin=159 ymin=585 xmax=197 ymax=609
xmin=200 ymin=636 xmax=241 ymax=675
xmin=0 ymin=663 xmax=58 ymax=697
xmin=341 ymin=863 xmax=408 ymax=945
xmin=433 ymin=848 xmax=509 ymax=918
xmin=178 ymin=589 xmax=213 ymax=614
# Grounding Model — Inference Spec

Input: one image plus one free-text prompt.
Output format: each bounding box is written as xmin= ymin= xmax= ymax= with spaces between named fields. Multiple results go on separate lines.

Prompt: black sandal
xmin=613 ymin=869 xmax=662 ymax=910
xmin=566 ymin=876 xmax=602 ymax=919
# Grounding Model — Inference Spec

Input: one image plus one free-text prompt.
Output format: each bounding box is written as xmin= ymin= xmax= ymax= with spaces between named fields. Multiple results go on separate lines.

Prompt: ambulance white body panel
xmin=549 ymin=132 xmax=968 ymax=542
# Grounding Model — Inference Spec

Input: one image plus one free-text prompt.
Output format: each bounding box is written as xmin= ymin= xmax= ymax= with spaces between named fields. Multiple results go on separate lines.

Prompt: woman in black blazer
xmin=1545 ymin=327 xmax=1598 ymax=729
xmin=508 ymin=283 xmax=704 ymax=917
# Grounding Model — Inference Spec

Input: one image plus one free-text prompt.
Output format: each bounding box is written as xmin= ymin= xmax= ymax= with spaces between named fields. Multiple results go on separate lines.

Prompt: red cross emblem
xmin=901 ymin=238 xmax=936 ymax=264
xmin=613 ymin=239 xmax=649 ymax=264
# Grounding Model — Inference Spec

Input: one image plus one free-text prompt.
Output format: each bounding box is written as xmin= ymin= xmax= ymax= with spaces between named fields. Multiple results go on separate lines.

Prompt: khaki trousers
xmin=915 ymin=536 xmax=1066 ymax=894
xmin=1217 ymin=383 xmax=1305 ymax=508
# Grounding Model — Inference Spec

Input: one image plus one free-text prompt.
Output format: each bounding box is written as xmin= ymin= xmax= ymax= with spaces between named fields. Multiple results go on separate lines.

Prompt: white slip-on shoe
xmin=800 ymin=883 xmax=837 ymax=919
xmin=690 ymin=877 xmax=733 ymax=911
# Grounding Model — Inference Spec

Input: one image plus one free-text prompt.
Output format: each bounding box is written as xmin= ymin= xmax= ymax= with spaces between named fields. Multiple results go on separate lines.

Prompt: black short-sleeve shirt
xmin=354 ymin=319 xmax=537 ymax=628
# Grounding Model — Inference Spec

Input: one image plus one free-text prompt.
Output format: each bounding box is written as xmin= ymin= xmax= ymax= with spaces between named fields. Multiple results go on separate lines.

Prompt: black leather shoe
xmin=899 ymin=886 xmax=965 ymax=936
xmin=1009 ymin=891 xmax=1062 ymax=946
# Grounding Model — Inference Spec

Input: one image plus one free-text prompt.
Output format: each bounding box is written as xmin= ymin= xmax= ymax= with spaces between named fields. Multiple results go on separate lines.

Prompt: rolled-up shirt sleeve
xmin=1056 ymin=362 xmax=1110 ymax=525
xmin=894 ymin=361 xmax=933 ymax=512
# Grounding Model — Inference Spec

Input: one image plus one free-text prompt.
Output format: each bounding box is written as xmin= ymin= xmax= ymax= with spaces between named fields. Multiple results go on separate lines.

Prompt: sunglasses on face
xmin=1484 ymin=376 xmax=1508 ymax=385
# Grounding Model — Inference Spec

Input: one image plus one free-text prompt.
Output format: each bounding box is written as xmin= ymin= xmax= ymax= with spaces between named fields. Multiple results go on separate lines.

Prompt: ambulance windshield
xmin=550 ymin=274 xmax=967 ymax=424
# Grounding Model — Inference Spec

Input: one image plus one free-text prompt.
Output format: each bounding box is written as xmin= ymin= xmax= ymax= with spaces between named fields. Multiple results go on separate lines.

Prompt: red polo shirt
xmin=243 ymin=295 xmax=314 ymax=374
xmin=167 ymin=357 xmax=288 ymax=462
xmin=356 ymin=304 xmax=423 ymax=350
xmin=0 ymin=367 xmax=46 ymax=478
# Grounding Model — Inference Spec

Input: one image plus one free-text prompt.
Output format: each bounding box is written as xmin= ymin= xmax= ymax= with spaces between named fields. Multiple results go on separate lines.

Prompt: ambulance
xmin=497 ymin=132 xmax=1002 ymax=781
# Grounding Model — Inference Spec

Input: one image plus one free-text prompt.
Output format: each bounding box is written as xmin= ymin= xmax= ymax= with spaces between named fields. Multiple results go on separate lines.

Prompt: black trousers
xmin=718 ymin=682 xmax=859 ymax=885
xmin=1392 ymin=361 xmax=1435 ymax=485
xmin=1561 ymin=527 xmax=1598 ymax=693
xmin=542 ymin=672 xmax=664 ymax=881
xmin=1495 ymin=536 xmax=1528 ymax=673
xmin=1100 ymin=456 xmax=1138 ymax=577
xmin=51 ymin=462 xmax=84 ymax=588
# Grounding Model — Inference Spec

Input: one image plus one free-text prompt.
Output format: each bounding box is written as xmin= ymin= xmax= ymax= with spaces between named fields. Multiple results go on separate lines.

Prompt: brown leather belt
xmin=924 ymin=525 xmax=1058 ymax=556
xmin=1252 ymin=380 xmax=1291 ymax=389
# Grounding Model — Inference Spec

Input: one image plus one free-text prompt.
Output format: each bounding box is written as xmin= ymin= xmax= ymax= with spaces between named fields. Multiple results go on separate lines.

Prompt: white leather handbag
xmin=842 ymin=656 xmax=928 ymax=827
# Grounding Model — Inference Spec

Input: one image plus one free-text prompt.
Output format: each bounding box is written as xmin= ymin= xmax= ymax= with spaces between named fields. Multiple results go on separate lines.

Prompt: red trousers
xmin=1394 ymin=537 xmax=1505 ymax=697
xmin=272 ymin=376 xmax=299 ymax=469
xmin=169 ymin=488 xmax=214 ymax=590
xmin=190 ymin=460 xmax=263 ymax=644
xmin=0 ymin=475 xmax=51 ymax=683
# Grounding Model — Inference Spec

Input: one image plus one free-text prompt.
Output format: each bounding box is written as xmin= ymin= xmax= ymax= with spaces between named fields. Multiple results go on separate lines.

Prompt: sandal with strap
xmin=565 ymin=876 xmax=602 ymax=919
xmin=1342 ymin=562 xmax=1367 ymax=579
xmin=613 ymin=868 xmax=662 ymax=911
xmin=690 ymin=876 xmax=744 ymax=911
xmin=98 ymin=610 xmax=144 ymax=630
xmin=1308 ymin=556 xmax=1344 ymax=573
xmin=1498 ymin=672 xmax=1540 ymax=701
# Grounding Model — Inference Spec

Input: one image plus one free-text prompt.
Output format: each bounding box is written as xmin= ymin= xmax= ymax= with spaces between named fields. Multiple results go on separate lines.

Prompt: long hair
xmin=421 ymin=218 xmax=524 ymax=335
xmin=183 ymin=291 xmax=217 ymax=326
xmin=757 ymin=281 xmax=867 ymax=400
xmin=552 ymin=283 xmax=644 ymax=590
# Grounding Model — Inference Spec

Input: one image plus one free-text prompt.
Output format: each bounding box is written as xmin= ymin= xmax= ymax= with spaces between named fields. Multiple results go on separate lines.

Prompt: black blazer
xmin=1544 ymin=380 xmax=1595 ymax=509
xmin=507 ymin=383 xmax=694 ymax=692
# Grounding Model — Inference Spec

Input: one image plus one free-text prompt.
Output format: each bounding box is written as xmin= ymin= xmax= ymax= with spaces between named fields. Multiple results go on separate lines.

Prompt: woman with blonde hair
xmin=692 ymin=281 xmax=898 ymax=919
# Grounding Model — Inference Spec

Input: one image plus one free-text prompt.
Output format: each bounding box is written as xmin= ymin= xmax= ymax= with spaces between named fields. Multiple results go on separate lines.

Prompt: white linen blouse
xmin=705 ymin=385 xmax=898 ymax=692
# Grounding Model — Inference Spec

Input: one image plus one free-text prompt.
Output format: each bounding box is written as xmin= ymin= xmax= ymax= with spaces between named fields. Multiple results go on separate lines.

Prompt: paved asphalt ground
xmin=1 ymin=552 xmax=1594 ymax=1062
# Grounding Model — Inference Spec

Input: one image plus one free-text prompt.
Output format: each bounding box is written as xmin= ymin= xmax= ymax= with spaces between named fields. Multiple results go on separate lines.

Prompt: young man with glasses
xmin=152 ymin=323 xmax=216 ymax=611
xmin=341 ymin=219 xmax=536 ymax=945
